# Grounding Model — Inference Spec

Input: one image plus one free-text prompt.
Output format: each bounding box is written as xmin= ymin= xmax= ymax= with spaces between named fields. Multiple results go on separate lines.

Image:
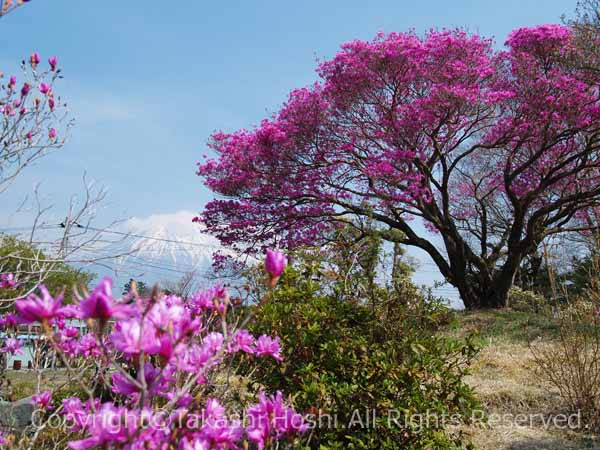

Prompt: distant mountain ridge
xmin=104 ymin=211 xmax=233 ymax=288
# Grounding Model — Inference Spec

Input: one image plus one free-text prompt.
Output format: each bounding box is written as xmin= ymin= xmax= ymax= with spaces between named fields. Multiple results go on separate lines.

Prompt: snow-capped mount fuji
xmin=109 ymin=211 xmax=235 ymax=286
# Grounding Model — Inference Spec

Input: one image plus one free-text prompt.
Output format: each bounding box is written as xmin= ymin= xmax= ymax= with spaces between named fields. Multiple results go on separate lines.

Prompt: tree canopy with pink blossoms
xmin=198 ymin=24 xmax=600 ymax=308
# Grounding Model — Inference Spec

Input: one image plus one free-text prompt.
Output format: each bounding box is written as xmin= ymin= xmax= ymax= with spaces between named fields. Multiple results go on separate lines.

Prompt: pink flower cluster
xmin=1 ymin=52 xmax=63 ymax=152
xmin=0 ymin=273 xmax=17 ymax=289
xmin=2 ymin=262 xmax=307 ymax=449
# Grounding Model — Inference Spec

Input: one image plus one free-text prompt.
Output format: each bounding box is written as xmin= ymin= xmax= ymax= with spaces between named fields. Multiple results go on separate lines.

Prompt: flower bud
xmin=29 ymin=52 xmax=40 ymax=69
xmin=264 ymin=249 xmax=287 ymax=288
xmin=48 ymin=56 xmax=58 ymax=71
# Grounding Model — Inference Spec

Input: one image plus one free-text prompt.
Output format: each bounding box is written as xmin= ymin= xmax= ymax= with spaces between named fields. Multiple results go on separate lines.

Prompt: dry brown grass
xmin=452 ymin=313 xmax=600 ymax=450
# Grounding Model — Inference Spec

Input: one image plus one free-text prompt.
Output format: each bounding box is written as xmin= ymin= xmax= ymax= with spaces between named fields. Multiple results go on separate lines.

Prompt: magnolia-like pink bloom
xmin=48 ymin=95 xmax=55 ymax=111
xmin=8 ymin=75 xmax=16 ymax=89
xmin=2 ymin=337 xmax=23 ymax=355
xmin=30 ymin=52 xmax=40 ymax=68
xmin=32 ymin=390 xmax=53 ymax=410
xmin=39 ymin=82 xmax=51 ymax=94
xmin=265 ymin=249 xmax=287 ymax=279
xmin=49 ymin=128 xmax=57 ymax=139
xmin=20 ymin=82 xmax=30 ymax=97
xmin=48 ymin=56 xmax=58 ymax=71
xmin=0 ymin=273 xmax=17 ymax=289
xmin=15 ymin=285 xmax=64 ymax=323
xmin=2 ymin=104 xmax=15 ymax=117
xmin=255 ymin=335 xmax=283 ymax=361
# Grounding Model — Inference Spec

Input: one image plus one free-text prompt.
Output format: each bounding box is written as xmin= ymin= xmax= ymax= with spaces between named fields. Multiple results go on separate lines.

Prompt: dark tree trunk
xmin=382 ymin=209 xmax=529 ymax=310
xmin=454 ymin=274 xmax=514 ymax=309
xmin=451 ymin=252 xmax=521 ymax=309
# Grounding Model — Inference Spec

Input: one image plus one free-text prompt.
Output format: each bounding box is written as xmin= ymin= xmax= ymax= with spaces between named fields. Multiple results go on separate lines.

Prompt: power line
xmin=72 ymin=251 xmax=204 ymax=273
xmin=2 ymin=223 xmax=226 ymax=250
xmin=78 ymin=225 xmax=225 ymax=250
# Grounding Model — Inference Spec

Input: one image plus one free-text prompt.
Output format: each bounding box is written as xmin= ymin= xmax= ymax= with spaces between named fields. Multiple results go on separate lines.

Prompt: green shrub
xmin=508 ymin=286 xmax=549 ymax=313
xmin=250 ymin=267 xmax=480 ymax=449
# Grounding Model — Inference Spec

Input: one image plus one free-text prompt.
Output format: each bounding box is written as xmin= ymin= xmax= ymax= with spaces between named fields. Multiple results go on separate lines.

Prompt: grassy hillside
xmin=446 ymin=310 xmax=600 ymax=450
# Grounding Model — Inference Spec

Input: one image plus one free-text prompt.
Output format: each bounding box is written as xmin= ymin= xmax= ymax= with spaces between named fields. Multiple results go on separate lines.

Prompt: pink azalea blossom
xmin=189 ymin=285 xmax=228 ymax=313
xmin=1 ymin=337 xmax=23 ymax=355
xmin=246 ymin=391 xmax=308 ymax=449
xmin=182 ymin=438 xmax=210 ymax=450
xmin=15 ymin=285 xmax=64 ymax=323
xmin=228 ymin=329 xmax=255 ymax=354
xmin=255 ymin=335 xmax=283 ymax=361
xmin=0 ymin=314 xmax=19 ymax=328
xmin=111 ymin=319 xmax=161 ymax=355
xmin=62 ymin=397 xmax=87 ymax=432
xmin=111 ymin=362 xmax=161 ymax=399
xmin=32 ymin=390 xmax=53 ymax=410
xmin=67 ymin=403 xmax=134 ymax=449
xmin=79 ymin=277 xmax=134 ymax=321
xmin=0 ymin=273 xmax=17 ymax=289
xmin=7 ymin=279 xmax=304 ymax=449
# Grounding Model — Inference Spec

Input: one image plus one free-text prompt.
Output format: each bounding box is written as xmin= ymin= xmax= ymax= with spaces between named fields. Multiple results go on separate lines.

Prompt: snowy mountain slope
xmin=102 ymin=211 xmax=237 ymax=287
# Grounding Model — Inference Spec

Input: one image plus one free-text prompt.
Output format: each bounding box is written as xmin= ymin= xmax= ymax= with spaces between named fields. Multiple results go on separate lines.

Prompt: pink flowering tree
xmin=0 ymin=251 xmax=309 ymax=449
xmin=0 ymin=55 xmax=134 ymax=308
xmin=198 ymin=25 xmax=600 ymax=309
xmin=0 ymin=53 xmax=69 ymax=194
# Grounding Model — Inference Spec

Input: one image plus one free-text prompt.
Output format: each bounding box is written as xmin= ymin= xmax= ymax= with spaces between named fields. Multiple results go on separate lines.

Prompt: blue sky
xmin=0 ymin=0 xmax=578 ymax=300
xmin=0 ymin=0 xmax=575 ymax=221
